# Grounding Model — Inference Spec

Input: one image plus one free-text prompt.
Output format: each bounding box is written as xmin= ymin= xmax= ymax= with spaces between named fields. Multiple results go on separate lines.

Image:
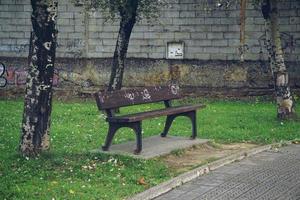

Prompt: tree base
xmin=277 ymin=112 xmax=298 ymax=120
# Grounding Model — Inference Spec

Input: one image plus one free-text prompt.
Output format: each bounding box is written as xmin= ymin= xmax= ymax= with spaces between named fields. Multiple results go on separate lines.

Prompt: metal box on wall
xmin=166 ymin=42 xmax=184 ymax=59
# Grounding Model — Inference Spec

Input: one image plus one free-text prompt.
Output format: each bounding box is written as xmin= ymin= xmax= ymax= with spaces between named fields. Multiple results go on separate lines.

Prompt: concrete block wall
xmin=0 ymin=0 xmax=299 ymax=61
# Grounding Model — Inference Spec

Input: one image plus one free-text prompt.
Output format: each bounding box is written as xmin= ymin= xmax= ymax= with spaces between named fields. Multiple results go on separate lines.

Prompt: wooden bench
xmin=94 ymin=85 xmax=205 ymax=154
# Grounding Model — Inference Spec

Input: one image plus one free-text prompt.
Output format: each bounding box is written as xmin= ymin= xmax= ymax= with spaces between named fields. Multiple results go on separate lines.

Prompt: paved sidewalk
xmin=155 ymin=144 xmax=300 ymax=200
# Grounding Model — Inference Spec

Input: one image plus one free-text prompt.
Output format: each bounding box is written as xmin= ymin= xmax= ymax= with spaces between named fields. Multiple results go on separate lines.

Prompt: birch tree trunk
xmin=108 ymin=0 xmax=138 ymax=91
xmin=20 ymin=0 xmax=58 ymax=156
xmin=261 ymin=0 xmax=296 ymax=119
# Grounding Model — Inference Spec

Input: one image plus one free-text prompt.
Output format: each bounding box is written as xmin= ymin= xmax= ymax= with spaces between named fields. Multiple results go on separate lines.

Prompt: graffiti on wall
xmin=57 ymin=39 xmax=84 ymax=58
xmin=0 ymin=44 xmax=30 ymax=54
xmin=0 ymin=63 xmax=7 ymax=87
xmin=2 ymin=65 xmax=97 ymax=88
xmin=4 ymin=66 xmax=60 ymax=86
xmin=0 ymin=40 xmax=84 ymax=58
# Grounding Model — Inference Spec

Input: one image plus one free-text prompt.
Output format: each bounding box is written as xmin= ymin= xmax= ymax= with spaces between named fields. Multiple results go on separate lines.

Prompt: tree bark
xmin=108 ymin=0 xmax=139 ymax=91
xmin=20 ymin=0 xmax=58 ymax=156
xmin=261 ymin=0 xmax=296 ymax=119
xmin=239 ymin=0 xmax=246 ymax=62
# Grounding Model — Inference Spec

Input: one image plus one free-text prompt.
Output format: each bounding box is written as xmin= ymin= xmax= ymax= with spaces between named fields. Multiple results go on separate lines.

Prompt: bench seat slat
xmin=107 ymin=104 xmax=206 ymax=123
xmin=95 ymin=85 xmax=181 ymax=110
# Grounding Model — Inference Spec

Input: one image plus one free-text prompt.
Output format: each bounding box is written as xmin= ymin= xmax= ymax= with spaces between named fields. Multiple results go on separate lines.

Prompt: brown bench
xmin=94 ymin=85 xmax=205 ymax=154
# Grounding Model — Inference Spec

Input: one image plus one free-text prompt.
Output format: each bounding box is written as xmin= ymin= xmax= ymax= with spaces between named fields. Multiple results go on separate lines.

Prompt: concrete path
xmin=93 ymin=136 xmax=209 ymax=159
xmin=155 ymin=144 xmax=300 ymax=200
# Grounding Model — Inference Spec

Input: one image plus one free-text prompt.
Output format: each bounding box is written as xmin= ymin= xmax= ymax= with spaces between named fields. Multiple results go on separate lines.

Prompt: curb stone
xmin=127 ymin=142 xmax=291 ymax=200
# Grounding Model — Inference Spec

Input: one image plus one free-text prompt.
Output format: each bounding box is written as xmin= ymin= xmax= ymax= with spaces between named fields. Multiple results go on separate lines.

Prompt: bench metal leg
xmin=161 ymin=115 xmax=176 ymax=137
xmin=102 ymin=121 xmax=143 ymax=154
xmin=102 ymin=123 xmax=119 ymax=151
xmin=186 ymin=111 xmax=197 ymax=139
xmin=161 ymin=111 xmax=197 ymax=139
xmin=132 ymin=122 xmax=142 ymax=154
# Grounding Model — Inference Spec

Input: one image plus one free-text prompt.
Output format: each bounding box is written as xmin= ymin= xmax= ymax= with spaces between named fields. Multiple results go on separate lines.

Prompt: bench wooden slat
xmin=107 ymin=104 xmax=206 ymax=123
xmin=94 ymin=85 xmax=181 ymax=110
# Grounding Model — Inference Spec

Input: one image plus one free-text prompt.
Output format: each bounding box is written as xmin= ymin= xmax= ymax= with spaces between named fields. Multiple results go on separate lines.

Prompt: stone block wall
xmin=0 ymin=0 xmax=299 ymax=61
xmin=0 ymin=0 xmax=299 ymax=95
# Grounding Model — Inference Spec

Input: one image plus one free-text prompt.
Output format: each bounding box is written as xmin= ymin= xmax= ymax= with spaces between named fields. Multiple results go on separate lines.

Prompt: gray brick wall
xmin=0 ymin=0 xmax=299 ymax=61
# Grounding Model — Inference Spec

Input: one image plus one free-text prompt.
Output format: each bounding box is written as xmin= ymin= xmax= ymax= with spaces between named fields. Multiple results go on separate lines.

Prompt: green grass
xmin=0 ymin=98 xmax=299 ymax=199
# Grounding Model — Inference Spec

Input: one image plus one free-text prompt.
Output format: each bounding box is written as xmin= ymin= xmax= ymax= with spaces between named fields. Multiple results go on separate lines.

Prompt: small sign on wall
xmin=166 ymin=42 xmax=184 ymax=59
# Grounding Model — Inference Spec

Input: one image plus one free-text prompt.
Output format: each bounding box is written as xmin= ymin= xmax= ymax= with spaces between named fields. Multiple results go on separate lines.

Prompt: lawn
xmin=0 ymin=98 xmax=299 ymax=199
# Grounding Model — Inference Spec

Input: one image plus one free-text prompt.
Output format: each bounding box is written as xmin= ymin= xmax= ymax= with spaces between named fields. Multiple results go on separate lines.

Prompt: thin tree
xmin=87 ymin=0 xmax=164 ymax=91
xmin=20 ymin=0 xmax=58 ymax=156
xmin=261 ymin=0 xmax=296 ymax=119
xmin=108 ymin=0 xmax=138 ymax=91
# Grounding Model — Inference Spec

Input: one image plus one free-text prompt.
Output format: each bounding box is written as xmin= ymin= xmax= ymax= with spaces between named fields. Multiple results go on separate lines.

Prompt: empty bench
xmin=94 ymin=85 xmax=205 ymax=154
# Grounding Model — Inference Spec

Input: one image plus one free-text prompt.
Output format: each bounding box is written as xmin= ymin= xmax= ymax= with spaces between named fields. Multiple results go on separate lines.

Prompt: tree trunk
xmin=262 ymin=0 xmax=296 ymax=119
xmin=239 ymin=0 xmax=246 ymax=62
xmin=20 ymin=0 xmax=58 ymax=157
xmin=108 ymin=1 xmax=138 ymax=91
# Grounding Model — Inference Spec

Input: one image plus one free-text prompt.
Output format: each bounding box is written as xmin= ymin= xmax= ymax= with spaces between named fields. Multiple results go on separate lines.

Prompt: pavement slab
xmin=155 ymin=144 xmax=300 ymax=200
xmin=92 ymin=135 xmax=209 ymax=159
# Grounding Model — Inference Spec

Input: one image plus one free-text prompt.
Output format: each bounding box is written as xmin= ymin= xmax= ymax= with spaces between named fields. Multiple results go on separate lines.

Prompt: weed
xmin=170 ymin=149 xmax=185 ymax=157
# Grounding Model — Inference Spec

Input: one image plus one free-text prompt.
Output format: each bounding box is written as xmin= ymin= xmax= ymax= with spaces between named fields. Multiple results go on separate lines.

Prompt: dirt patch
xmin=159 ymin=142 xmax=259 ymax=175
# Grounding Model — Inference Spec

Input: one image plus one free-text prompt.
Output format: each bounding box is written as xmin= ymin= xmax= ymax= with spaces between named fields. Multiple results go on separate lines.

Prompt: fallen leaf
xmin=137 ymin=177 xmax=147 ymax=185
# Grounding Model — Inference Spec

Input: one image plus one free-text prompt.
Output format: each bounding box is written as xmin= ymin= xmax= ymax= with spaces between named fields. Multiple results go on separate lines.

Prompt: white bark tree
xmin=107 ymin=0 xmax=139 ymax=91
xmin=261 ymin=0 xmax=296 ymax=119
xmin=20 ymin=0 xmax=58 ymax=156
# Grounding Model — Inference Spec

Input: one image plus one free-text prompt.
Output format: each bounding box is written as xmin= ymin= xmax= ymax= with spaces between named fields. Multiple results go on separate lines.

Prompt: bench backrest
xmin=94 ymin=84 xmax=181 ymax=110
